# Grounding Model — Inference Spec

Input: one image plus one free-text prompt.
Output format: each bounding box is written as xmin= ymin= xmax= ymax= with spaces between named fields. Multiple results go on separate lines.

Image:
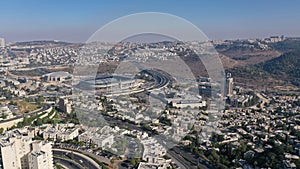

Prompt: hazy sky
xmin=0 ymin=0 xmax=300 ymax=42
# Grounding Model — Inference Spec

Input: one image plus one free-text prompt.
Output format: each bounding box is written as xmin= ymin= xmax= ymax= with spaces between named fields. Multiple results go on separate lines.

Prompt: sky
xmin=0 ymin=0 xmax=300 ymax=42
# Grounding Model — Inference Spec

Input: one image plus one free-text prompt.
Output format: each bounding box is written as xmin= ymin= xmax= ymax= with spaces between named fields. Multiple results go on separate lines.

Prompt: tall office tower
xmin=0 ymin=136 xmax=53 ymax=169
xmin=0 ymin=38 xmax=5 ymax=47
xmin=225 ymin=73 xmax=234 ymax=97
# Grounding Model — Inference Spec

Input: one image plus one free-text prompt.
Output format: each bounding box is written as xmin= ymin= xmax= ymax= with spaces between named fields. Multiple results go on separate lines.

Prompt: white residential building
xmin=0 ymin=135 xmax=53 ymax=169
xmin=28 ymin=141 xmax=53 ymax=169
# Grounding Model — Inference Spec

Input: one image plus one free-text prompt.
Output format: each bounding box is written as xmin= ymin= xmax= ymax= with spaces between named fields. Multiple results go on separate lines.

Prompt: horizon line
xmin=2 ymin=34 xmax=299 ymax=44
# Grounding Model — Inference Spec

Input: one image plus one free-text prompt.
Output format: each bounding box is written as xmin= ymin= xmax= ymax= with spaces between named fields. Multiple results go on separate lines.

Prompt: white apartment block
xmin=28 ymin=141 xmax=53 ymax=169
xmin=0 ymin=136 xmax=53 ymax=169
xmin=28 ymin=151 xmax=49 ymax=169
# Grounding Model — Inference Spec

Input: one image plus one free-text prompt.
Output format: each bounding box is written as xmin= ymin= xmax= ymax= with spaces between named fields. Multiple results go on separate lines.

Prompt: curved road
xmin=54 ymin=156 xmax=84 ymax=169
xmin=0 ymin=104 xmax=51 ymax=123
xmin=53 ymin=149 xmax=101 ymax=169
xmin=249 ymin=92 xmax=269 ymax=109
xmin=143 ymin=69 xmax=172 ymax=90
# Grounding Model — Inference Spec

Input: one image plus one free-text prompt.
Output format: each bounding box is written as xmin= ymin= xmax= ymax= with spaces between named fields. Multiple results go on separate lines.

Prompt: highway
xmin=54 ymin=156 xmax=84 ymax=169
xmin=143 ymin=69 xmax=172 ymax=90
xmin=88 ymin=68 xmax=172 ymax=97
xmin=168 ymin=150 xmax=193 ymax=169
xmin=101 ymin=113 xmax=211 ymax=169
xmin=55 ymin=143 xmax=111 ymax=165
xmin=76 ymin=68 xmax=208 ymax=168
xmin=53 ymin=149 xmax=101 ymax=169
xmin=169 ymin=146 xmax=213 ymax=169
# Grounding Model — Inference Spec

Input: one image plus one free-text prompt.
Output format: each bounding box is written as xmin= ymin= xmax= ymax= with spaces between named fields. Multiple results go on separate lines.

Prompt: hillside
xmin=215 ymin=40 xmax=282 ymax=66
xmin=270 ymin=38 xmax=300 ymax=52
xmin=257 ymin=51 xmax=300 ymax=86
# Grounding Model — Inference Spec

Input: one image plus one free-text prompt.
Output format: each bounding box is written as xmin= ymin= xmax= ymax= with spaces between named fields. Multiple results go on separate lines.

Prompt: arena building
xmin=77 ymin=75 xmax=139 ymax=95
xmin=41 ymin=71 xmax=72 ymax=83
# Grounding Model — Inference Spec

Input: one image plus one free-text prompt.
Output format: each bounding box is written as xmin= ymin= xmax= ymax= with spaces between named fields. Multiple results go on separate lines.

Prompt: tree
xmin=34 ymin=118 xmax=43 ymax=126
xmin=208 ymin=149 xmax=220 ymax=163
xmin=130 ymin=158 xmax=140 ymax=166
xmin=110 ymin=158 xmax=115 ymax=164
xmin=0 ymin=128 xmax=4 ymax=134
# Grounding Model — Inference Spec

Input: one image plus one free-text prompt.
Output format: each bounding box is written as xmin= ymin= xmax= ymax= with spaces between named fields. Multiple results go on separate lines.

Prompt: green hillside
xmin=257 ymin=51 xmax=300 ymax=86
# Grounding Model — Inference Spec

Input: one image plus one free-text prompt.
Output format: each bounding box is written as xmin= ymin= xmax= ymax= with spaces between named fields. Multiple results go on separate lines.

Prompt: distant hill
xmin=257 ymin=50 xmax=300 ymax=86
xmin=270 ymin=38 xmax=300 ymax=52
xmin=12 ymin=40 xmax=74 ymax=46
xmin=218 ymin=38 xmax=300 ymax=89
xmin=215 ymin=40 xmax=282 ymax=66
xmin=227 ymin=49 xmax=300 ymax=89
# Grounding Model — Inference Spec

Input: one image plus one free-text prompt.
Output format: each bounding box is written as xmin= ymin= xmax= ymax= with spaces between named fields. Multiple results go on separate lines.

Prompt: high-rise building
xmin=225 ymin=73 xmax=233 ymax=97
xmin=0 ymin=38 xmax=5 ymax=47
xmin=0 ymin=136 xmax=32 ymax=169
xmin=28 ymin=141 xmax=53 ymax=169
xmin=0 ymin=136 xmax=53 ymax=169
xmin=58 ymin=97 xmax=72 ymax=114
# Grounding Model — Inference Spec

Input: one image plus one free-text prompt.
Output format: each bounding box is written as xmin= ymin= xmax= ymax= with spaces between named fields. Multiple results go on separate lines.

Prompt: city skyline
xmin=0 ymin=1 xmax=300 ymax=169
xmin=1 ymin=0 xmax=300 ymax=42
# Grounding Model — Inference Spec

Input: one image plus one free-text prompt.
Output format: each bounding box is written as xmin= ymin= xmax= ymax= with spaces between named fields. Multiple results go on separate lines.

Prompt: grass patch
xmin=9 ymin=100 xmax=41 ymax=114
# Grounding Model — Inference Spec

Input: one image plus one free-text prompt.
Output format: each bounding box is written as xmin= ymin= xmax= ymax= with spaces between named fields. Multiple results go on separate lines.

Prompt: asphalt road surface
xmin=53 ymin=149 xmax=101 ymax=169
xmin=54 ymin=157 xmax=84 ymax=169
xmin=0 ymin=104 xmax=51 ymax=123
